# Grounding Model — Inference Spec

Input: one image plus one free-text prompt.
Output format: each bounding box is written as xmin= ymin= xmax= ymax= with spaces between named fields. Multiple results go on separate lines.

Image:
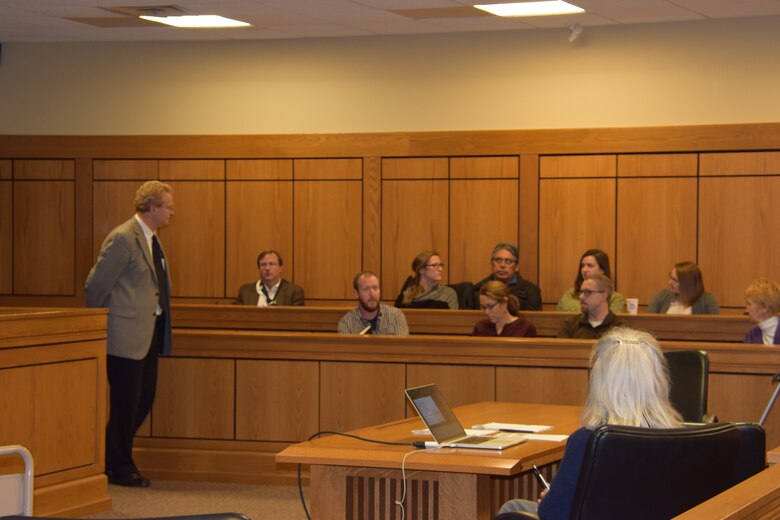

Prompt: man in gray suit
xmin=234 ymin=249 xmax=304 ymax=306
xmin=86 ymin=180 xmax=174 ymax=488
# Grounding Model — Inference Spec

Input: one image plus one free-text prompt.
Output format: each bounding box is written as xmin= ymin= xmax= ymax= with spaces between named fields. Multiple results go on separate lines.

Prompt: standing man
xmin=474 ymin=242 xmax=542 ymax=311
xmin=234 ymin=249 xmax=304 ymax=306
xmin=557 ymin=274 xmax=628 ymax=339
xmin=338 ymin=271 xmax=409 ymax=335
xmin=86 ymin=180 xmax=174 ymax=487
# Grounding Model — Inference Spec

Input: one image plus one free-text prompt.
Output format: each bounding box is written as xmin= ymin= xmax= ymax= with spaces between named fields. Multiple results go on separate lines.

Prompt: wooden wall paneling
xmin=700 ymin=152 xmax=766 ymax=176
xmin=225 ymin=181 xmax=293 ymax=300
xmin=406 ymin=364 xmax=495 ymax=410
xmin=767 ymin=152 xmax=780 ymax=173
xmin=0 ymin=365 xmax=35 ymax=449
xmin=709 ymin=373 xmax=780 ymax=446
xmin=450 ymin=156 xmax=518 ymax=179
xmin=320 ymin=361 xmax=406 ymax=432
xmin=699 ymin=177 xmax=780 ymax=307
xmin=159 ymin=159 xmax=225 ymax=180
xmin=496 ymin=366 xmax=589 ymax=405
xmin=363 ymin=157 xmax=382 ymax=274
xmin=617 ymin=153 xmax=697 ymax=177
xmin=382 ymin=157 xmax=448 ymax=180
xmin=538 ymin=178 xmax=616 ymax=304
xmin=235 ymin=360 xmax=319 ymax=441
xmin=93 ymin=159 xmax=158 ymax=180
xmin=91 ymin=181 xmax=144 ymax=259
xmin=294 ymin=181 xmax=362 ymax=299
xmin=0 ymin=160 xmax=10 ymax=179
xmin=381 ymin=180 xmax=449 ymax=299
xmin=518 ymin=155 xmax=540 ymax=285
xmin=539 ymin=155 xmax=616 ymax=179
xmin=152 ymin=357 xmax=235 ymax=439
xmin=449 ymin=179 xmax=518 ymax=285
xmin=163 ymin=181 xmax=226 ymax=298
xmin=226 ymin=159 xmax=293 ymax=180
xmin=294 ymin=158 xmax=362 ymax=180
xmin=13 ymin=159 xmax=75 ymax=180
xmin=74 ymin=159 xmax=93 ymax=303
xmin=13 ymin=181 xmax=75 ymax=295
xmin=34 ymin=360 xmax=97 ymax=474
xmin=704 ymin=176 xmax=780 ymax=298
xmin=0 ymin=181 xmax=11 ymax=294
xmin=616 ymin=178 xmax=698 ymax=306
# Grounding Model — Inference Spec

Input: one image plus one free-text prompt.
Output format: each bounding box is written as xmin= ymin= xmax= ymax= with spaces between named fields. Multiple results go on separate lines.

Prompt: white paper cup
xmin=626 ymin=298 xmax=639 ymax=315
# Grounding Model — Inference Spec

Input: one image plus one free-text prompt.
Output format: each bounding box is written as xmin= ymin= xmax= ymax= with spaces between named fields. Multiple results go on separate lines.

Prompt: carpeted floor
xmin=88 ymin=481 xmax=307 ymax=520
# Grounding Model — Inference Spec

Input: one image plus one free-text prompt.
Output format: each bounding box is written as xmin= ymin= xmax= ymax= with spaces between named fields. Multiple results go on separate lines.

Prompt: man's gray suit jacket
xmin=85 ymin=217 xmax=172 ymax=360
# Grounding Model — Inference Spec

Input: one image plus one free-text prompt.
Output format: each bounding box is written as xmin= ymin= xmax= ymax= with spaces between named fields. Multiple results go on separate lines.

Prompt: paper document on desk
xmin=472 ymin=422 xmax=552 ymax=433
xmin=523 ymin=433 xmax=569 ymax=442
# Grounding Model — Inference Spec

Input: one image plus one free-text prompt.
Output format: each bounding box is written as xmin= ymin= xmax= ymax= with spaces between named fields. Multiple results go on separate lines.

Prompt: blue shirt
xmin=537 ymin=427 xmax=591 ymax=519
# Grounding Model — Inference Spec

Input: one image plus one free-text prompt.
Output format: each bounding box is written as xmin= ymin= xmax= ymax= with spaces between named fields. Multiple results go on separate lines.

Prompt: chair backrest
xmin=448 ymin=281 xmax=477 ymax=310
xmin=570 ymin=423 xmax=766 ymax=520
xmin=664 ymin=350 xmax=709 ymax=422
xmin=0 ymin=445 xmax=34 ymax=516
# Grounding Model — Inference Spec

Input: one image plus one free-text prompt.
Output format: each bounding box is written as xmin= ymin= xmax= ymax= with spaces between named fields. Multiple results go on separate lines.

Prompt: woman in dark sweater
xmin=471 ymin=281 xmax=536 ymax=337
xmin=498 ymin=328 xmax=681 ymax=518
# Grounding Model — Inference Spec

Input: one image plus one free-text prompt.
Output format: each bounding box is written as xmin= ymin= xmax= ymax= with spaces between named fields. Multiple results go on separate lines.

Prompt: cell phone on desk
xmin=532 ymin=464 xmax=550 ymax=490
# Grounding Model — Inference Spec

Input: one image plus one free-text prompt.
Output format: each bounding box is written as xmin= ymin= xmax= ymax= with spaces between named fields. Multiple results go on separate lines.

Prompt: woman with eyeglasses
xmin=395 ymin=250 xmax=459 ymax=309
xmin=648 ymin=261 xmax=719 ymax=314
xmin=556 ymin=249 xmax=626 ymax=313
xmin=472 ymin=281 xmax=536 ymax=337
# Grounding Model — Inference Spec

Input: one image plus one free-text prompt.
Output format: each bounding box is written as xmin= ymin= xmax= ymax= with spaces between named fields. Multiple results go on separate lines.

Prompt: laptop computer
xmin=405 ymin=384 xmax=526 ymax=450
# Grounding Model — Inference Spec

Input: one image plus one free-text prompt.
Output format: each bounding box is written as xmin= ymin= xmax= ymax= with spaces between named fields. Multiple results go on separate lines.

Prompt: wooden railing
xmin=171 ymin=303 xmax=754 ymax=341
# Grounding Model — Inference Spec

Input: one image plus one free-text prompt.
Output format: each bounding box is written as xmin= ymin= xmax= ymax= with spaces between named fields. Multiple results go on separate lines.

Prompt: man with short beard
xmin=338 ymin=271 xmax=409 ymax=335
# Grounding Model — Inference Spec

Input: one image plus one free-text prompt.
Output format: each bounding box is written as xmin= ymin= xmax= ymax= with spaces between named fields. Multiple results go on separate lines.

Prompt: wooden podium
xmin=277 ymin=402 xmax=581 ymax=520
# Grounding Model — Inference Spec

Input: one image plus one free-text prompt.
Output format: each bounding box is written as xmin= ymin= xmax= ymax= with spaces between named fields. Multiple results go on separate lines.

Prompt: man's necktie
xmin=261 ymin=284 xmax=276 ymax=306
xmin=152 ymin=235 xmax=169 ymax=311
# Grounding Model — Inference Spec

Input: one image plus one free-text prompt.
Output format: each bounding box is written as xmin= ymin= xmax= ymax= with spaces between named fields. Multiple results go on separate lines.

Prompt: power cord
xmin=297 ymin=430 xmax=429 ymax=520
xmin=394 ymin=448 xmax=438 ymax=520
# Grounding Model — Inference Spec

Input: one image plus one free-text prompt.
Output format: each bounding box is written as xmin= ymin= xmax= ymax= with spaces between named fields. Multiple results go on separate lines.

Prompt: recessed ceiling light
xmin=474 ymin=1 xmax=585 ymax=17
xmin=140 ymin=15 xmax=251 ymax=28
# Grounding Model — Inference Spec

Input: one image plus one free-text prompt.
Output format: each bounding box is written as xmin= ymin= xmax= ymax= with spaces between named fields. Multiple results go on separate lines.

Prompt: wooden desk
xmin=276 ymin=402 xmax=581 ymax=520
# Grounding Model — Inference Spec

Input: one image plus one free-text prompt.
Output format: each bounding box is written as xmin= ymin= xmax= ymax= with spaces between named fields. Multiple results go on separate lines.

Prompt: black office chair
xmin=664 ymin=350 xmax=715 ymax=423
xmin=495 ymin=422 xmax=765 ymax=520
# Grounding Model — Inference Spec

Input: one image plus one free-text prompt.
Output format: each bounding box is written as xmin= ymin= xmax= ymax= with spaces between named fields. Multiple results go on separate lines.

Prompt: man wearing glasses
xmin=557 ymin=274 xmax=627 ymax=339
xmin=234 ymin=249 xmax=304 ymax=306
xmin=474 ymin=242 xmax=542 ymax=311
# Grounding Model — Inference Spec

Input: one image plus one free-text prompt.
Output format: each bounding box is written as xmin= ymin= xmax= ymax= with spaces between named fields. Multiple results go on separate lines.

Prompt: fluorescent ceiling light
xmin=140 ymin=15 xmax=251 ymax=28
xmin=475 ymin=1 xmax=585 ymax=17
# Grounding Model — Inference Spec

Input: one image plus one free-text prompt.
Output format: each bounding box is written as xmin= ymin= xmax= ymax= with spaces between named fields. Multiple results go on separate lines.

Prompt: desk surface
xmin=276 ymin=402 xmax=581 ymax=476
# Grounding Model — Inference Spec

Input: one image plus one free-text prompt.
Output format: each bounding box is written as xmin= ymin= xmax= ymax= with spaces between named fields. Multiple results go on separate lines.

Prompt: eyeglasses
xmin=492 ymin=257 xmax=517 ymax=266
xmin=480 ymin=301 xmax=503 ymax=311
xmin=425 ymin=263 xmax=445 ymax=270
xmin=579 ymin=289 xmax=606 ymax=297
xmin=259 ymin=262 xmax=280 ymax=268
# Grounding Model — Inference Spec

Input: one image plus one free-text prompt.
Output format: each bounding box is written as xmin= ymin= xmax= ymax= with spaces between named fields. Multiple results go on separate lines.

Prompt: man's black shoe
xmin=106 ymin=470 xmax=151 ymax=487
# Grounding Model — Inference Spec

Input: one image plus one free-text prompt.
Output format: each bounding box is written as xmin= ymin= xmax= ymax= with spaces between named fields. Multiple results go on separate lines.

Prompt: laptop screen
xmin=405 ymin=384 xmax=467 ymax=443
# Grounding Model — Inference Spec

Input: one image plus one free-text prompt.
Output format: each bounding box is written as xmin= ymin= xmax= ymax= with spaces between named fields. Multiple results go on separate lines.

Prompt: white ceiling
xmin=1 ymin=0 xmax=780 ymax=43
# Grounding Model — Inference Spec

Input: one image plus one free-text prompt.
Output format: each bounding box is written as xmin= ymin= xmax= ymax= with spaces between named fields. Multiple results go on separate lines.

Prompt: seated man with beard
xmin=338 ymin=271 xmax=409 ymax=335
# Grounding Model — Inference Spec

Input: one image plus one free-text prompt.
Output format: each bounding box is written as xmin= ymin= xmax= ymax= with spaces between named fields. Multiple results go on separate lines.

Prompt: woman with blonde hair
xmin=744 ymin=278 xmax=780 ymax=345
xmin=472 ymin=281 xmax=536 ymax=337
xmin=498 ymin=327 xmax=681 ymax=518
xmin=395 ymin=250 xmax=458 ymax=309
xmin=649 ymin=261 xmax=719 ymax=314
